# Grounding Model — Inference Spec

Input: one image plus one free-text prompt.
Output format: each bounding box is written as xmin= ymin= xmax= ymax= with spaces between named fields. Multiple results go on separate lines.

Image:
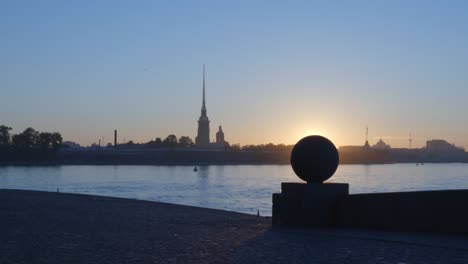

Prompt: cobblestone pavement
xmin=233 ymin=228 xmax=468 ymax=264
xmin=1 ymin=190 xmax=467 ymax=264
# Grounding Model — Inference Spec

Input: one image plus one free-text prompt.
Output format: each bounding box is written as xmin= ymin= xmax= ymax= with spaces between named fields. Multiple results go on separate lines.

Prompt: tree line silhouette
xmin=141 ymin=135 xmax=292 ymax=151
xmin=237 ymin=143 xmax=294 ymax=152
xmin=118 ymin=134 xmax=292 ymax=152
xmin=0 ymin=123 xmax=292 ymax=161
xmin=143 ymin=135 xmax=195 ymax=148
xmin=0 ymin=125 xmax=62 ymax=161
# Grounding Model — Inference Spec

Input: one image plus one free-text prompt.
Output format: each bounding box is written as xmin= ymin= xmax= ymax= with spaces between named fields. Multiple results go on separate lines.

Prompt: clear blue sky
xmin=2 ymin=0 xmax=468 ymax=148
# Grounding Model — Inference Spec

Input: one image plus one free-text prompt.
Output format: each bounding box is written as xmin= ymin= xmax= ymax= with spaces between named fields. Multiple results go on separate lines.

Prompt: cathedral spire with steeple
xmin=196 ymin=65 xmax=210 ymax=146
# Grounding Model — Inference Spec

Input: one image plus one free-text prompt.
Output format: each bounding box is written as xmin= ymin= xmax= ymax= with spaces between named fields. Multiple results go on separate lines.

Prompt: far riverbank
xmin=3 ymin=146 xmax=468 ymax=166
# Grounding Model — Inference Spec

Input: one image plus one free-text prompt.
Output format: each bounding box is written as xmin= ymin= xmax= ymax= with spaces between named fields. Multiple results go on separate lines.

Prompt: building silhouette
xmin=216 ymin=126 xmax=226 ymax=144
xmin=194 ymin=66 xmax=229 ymax=148
xmin=195 ymin=65 xmax=210 ymax=146
xmin=426 ymin=139 xmax=464 ymax=154
xmin=373 ymin=139 xmax=391 ymax=150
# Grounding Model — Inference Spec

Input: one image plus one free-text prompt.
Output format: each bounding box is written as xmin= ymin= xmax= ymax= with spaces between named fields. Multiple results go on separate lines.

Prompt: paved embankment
xmin=1 ymin=189 xmax=467 ymax=263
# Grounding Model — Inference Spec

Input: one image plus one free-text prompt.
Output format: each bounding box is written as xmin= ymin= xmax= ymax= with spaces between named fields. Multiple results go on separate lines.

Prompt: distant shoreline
xmin=1 ymin=147 xmax=467 ymax=166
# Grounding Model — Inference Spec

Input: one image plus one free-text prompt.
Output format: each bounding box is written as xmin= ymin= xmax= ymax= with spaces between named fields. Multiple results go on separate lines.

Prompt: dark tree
xmin=163 ymin=134 xmax=178 ymax=147
xmin=229 ymin=144 xmax=241 ymax=151
xmin=0 ymin=125 xmax=12 ymax=147
xmin=241 ymin=143 xmax=294 ymax=152
xmin=178 ymin=136 xmax=194 ymax=148
xmin=50 ymin=132 xmax=62 ymax=151
xmin=144 ymin=137 xmax=163 ymax=148
xmin=1 ymin=126 xmax=63 ymax=161
xmin=39 ymin=132 xmax=53 ymax=151
xmin=12 ymin=127 xmax=40 ymax=151
xmin=39 ymin=132 xmax=62 ymax=151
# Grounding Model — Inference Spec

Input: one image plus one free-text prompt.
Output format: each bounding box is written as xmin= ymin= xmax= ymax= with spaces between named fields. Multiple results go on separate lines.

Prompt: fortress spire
xmin=201 ymin=64 xmax=207 ymax=116
xmin=203 ymin=64 xmax=206 ymax=108
xmin=196 ymin=65 xmax=210 ymax=146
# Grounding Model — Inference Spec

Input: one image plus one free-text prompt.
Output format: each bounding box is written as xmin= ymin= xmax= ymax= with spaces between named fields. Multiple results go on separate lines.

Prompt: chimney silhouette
xmin=114 ymin=130 xmax=117 ymax=147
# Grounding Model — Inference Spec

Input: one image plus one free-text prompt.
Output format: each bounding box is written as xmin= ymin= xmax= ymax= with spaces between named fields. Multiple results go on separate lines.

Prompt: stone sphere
xmin=290 ymin=135 xmax=339 ymax=183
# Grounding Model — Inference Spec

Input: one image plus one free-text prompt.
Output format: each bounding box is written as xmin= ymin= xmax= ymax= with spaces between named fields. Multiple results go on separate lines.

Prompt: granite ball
xmin=290 ymin=135 xmax=339 ymax=183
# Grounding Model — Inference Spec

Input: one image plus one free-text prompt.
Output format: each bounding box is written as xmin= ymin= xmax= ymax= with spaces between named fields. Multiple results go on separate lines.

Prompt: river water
xmin=1 ymin=164 xmax=467 ymax=215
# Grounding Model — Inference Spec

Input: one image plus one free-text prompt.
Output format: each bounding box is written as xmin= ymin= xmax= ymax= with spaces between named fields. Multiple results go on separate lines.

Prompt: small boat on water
xmin=193 ymin=166 xmax=198 ymax=172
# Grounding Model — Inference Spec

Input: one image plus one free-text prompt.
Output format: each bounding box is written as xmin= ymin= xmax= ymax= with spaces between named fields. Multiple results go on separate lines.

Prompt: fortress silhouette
xmin=195 ymin=65 xmax=229 ymax=149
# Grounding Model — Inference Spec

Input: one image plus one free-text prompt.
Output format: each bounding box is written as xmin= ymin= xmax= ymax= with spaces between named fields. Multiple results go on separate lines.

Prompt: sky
xmin=1 ymin=1 xmax=468 ymax=148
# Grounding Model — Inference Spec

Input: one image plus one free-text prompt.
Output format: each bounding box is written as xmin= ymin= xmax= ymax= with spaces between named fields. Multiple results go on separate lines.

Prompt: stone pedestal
xmin=272 ymin=182 xmax=349 ymax=227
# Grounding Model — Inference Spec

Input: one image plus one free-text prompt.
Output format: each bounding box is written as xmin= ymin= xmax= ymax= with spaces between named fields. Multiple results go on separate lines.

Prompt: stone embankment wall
xmin=337 ymin=189 xmax=468 ymax=234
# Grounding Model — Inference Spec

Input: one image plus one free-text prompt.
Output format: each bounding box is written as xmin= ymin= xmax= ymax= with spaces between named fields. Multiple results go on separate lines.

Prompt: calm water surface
xmin=1 ymin=164 xmax=467 ymax=215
